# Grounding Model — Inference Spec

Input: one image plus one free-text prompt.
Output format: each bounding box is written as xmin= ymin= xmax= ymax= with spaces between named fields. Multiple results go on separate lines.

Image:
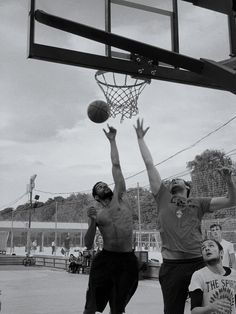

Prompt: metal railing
xmin=35 ymin=256 xmax=69 ymax=270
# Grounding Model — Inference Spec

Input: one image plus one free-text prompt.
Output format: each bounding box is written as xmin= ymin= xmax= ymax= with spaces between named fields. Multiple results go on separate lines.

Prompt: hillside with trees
xmin=0 ymin=188 xmax=158 ymax=231
xmin=0 ymin=149 xmax=235 ymax=231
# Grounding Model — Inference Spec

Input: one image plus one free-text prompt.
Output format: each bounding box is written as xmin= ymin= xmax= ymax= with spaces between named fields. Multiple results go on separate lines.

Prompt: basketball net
xmin=95 ymin=71 xmax=150 ymax=122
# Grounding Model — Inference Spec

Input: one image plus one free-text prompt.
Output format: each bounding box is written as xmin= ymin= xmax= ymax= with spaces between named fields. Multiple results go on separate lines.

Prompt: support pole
xmin=137 ymin=183 xmax=142 ymax=250
xmin=171 ymin=0 xmax=179 ymax=53
xmin=55 ymin=201 xmax=58 ymax=253
xmin=10 ymin=210 xmax=14 ymax=254
xmin=228 ymin=13 xmax=236 ymax=57
xmin=26 ymin=174 xmax=37 ymax=255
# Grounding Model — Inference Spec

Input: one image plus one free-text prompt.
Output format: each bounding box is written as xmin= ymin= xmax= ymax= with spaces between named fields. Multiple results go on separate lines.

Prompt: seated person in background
xmin=23 ymin=253 xmax=31 ymax=266
xmin=68 ymin=254 xmax=77 ymax=273
xmin=189 ymin=239 xmax=236 ymax=314
xmin=82 ymin=249 xmax=92 ymax=268
xmin=23 ymin=253 xmax=36 ymax=266
xmin=76 ymin=251 xmax=83 ymax=274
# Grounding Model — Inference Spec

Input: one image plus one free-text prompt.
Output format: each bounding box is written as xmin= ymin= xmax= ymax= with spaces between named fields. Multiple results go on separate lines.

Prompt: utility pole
xmin=26 ymin=174 xmax=37 ymax=255
xmin=137 ymin=182 xmax=142 ymax=250
xmin=10 ymin=209 xmax=14 ymax=254
xmin=55 ymin=201 xmax=58 ymax=253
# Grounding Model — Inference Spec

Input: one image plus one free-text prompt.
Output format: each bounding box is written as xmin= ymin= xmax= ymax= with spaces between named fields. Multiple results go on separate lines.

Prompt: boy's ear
xmin=220 ymin=250 xmax=224 ymax=260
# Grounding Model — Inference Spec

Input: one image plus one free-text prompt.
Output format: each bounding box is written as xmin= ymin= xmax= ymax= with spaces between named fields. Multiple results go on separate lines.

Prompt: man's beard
xmin=205 ymin=257 xmax=221 ymax=266
xmin=99 ymin=189 xmax=113 ymax=201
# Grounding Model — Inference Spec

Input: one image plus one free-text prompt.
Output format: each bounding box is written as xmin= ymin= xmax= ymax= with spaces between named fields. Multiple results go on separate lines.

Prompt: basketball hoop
xmin=95 ymin=71 xmax=150 ymax=122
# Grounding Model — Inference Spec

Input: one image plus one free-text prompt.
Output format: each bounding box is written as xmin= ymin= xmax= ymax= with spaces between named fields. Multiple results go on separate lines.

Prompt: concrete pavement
xmin=0 ymin=266 xmax=190 ymax=314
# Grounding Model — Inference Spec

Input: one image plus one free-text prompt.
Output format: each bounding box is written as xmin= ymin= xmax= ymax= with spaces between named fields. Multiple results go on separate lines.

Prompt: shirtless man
xmin=83 ymin=125 xmax=139 ymax=314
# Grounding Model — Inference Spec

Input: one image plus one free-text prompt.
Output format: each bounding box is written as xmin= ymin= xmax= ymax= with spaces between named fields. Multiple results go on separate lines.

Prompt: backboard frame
xmin=105 ymin=0 xmax=179 ymax=59
xmin=183 ymin=0 xmax=236 ymax=56
xmin=28 ymin=0 xmax=236 ymax=94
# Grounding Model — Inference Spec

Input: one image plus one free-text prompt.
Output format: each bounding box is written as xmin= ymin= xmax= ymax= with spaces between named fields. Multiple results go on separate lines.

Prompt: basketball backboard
xmin=28 ymin=0 xmax=236 ymax=94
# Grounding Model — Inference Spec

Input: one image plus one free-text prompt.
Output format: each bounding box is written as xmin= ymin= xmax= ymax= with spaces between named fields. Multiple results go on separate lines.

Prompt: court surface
xmin=0 ymin=265 xmax=190 ymax=314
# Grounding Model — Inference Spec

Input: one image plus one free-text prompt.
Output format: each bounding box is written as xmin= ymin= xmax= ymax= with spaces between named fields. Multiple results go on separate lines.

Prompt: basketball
xmin=87 ymin=100 xmax=110 ymax=123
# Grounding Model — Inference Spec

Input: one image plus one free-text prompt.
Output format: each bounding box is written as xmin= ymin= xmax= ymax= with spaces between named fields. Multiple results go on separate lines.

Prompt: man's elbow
xmin=227 ymin=196 xmax=236 ymax=207
xmin=112 ymin=162 xmax=121 ymax=171
xmin=84 ymin=241 xmax=93 ymax=250
xmin=220 ymin=193 xmax=236 ymax=208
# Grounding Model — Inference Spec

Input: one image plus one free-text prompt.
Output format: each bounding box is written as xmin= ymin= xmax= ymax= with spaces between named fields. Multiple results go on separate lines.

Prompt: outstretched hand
xmin=216 ymin=166 xmax=234 ymax=182
xmin=103 ymin=124 xmax=117 ymax=140
xmin=134 ymin=118 xmax=150 ymax=139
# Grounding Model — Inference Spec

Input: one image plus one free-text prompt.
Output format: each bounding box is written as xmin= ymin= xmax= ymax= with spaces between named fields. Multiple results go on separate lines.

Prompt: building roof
xmin=0 ymin=221 xmax=88 ymax=231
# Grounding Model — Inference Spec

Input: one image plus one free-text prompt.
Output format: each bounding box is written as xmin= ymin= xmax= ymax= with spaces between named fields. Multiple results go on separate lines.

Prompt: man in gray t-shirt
xmin=134 ymin=118 xmax=236 ymax=314
xmin=157 ymin=183 xmax=212 ymax=258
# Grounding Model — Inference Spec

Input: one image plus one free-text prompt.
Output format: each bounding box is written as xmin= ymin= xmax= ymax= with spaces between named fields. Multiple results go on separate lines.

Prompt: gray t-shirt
xmin=155 ymin=183 xmax=212 ymax=258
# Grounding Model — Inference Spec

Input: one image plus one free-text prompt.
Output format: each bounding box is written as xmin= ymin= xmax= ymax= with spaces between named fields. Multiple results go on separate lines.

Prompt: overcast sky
xmin=1 ymin=0 xmax=236 ymax=209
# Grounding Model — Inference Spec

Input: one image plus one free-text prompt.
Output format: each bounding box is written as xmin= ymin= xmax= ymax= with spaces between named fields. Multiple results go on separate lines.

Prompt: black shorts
xmin=84 ymin=249 xmax=139 ymax=313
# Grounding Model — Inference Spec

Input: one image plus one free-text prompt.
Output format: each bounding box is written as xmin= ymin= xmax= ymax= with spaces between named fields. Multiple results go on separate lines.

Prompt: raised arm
xmin=209 ymin=167 xmax=236 ymax=211
xmin=134 ymin=118 xmax=161 ymax=197
xmin=103 ymin=124 xmax=126 ymax=198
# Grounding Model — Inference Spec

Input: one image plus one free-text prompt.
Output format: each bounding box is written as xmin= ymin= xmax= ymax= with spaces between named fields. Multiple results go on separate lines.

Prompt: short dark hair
xmin=92 ymin=181 xmax=103 ymax=198
xmin=202 ymin=238 xmax=223 ymax=252
xmin=210 ymin=223 xmax=222 ymax=230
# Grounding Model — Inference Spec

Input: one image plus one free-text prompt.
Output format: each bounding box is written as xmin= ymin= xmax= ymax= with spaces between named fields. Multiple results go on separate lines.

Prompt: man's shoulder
xmin=111 ymin=191 xmax=129 ymax=204
xmin=188 ymin=197 xmax=212 ymax=212
xmin=195 ymin=266 xmax=222 ymax=280
xmin=194 ymin=266 xmax=208 ymax=275
xmin=221 ymin=238 xmax=233 ymax=247
xmin=191 ymin=266 xmax=209 ymax=282
xmin=221 ymin=238 xmax=231 ymax=244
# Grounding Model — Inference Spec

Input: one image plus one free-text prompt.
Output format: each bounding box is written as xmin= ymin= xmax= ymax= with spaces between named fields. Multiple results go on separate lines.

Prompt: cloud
xmin=0 ymin=0 xmax=236 ymax=207
xmin=0 ymin=1 xmax=99 ymax=143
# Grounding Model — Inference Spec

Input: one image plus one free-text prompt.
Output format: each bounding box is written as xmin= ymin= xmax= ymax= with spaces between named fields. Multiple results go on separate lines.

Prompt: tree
xmin=0 ymin=207 xmax=13 ymax=220
xmin=187 ymin=149 xmax=233 ymax=197
xmin=187 ymin=149 xmax=232 ymax=172
xmin=0 ymin=187 xmax=158 ymax=229
xmin=127 ymin=187 xmax=158 ymax=230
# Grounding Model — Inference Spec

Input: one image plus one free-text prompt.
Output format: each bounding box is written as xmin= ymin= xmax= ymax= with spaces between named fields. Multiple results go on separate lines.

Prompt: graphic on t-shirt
xmin=207 ymin=279 xmax=235 ymax=314
xmin=170 ymin=195 xmax=187 ymax=207
xmin=170 ymin=196 xmax=197 ymax=218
